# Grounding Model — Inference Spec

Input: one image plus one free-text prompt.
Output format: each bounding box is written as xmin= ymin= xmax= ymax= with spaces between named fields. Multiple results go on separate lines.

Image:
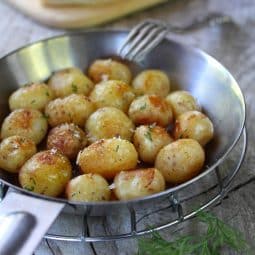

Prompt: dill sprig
xmin=138 ymin=211 xmax=251 ymax=255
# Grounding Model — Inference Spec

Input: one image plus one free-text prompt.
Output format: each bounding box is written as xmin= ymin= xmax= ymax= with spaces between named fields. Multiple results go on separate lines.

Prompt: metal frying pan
xmin=0 ymin=30 xmax=245 ymax=255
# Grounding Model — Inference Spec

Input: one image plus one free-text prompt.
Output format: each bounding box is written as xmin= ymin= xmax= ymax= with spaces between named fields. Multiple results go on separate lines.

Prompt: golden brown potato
xmin=45 ymin=94 xmax=95 ymax=127
xmin=114 ymin=168 xmax=165 ymax=200
xmin=47 ymin=123 xmax=87 ymax=159
xmin=128 ymin=95 xmax=173 ymax=127
xmin=0 ymin=136 xmax=37 ymax=173
xmin=9 ymin=83 xmax=55 ymax=111
xmin=166 ymin=91 xmax=200 ymax=118
xmin=132 ymin=70 xmax=170 ymax=97
xmin=174 ymin=111 xmax=214 ymax=146
xmin=48 ymin=67 xmax=94 ymax=98
xmin=89 ymin=80 xmax=135 ymax=113
xmin=77 ymin=138 xmax=138 ymax=179
xmin=85 ymin=107 xmax=134 ymax=143
xmin=133 ymin=125 xmax=173 ymax=163
xmin=19 ymin=150 xmax=72 ymax=196
xmin=1 ymin=109 xmax=48 ymax=144
xmin=88 ymin=59 xmax=132 ymax=84
xmin=66 ymin=173 xmax=110 ymax=202
xmin=155 ymin=139 xmax=205 ymax=184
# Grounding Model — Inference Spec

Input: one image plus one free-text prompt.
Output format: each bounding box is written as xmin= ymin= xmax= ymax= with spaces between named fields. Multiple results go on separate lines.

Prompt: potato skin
xmin=9 ymin=83 xmax=55 ymax=111
xmin=128 ymin=95 xmax=173 ymax=127
xmin=89 ymin=80 xmax=135 ymax=113
xmin=47 ymin=123 xmax=87 ymax=159
xmin=88 ymin=59 xmax=132 ymax=84
xmin=133 ymin=125 xmax=173 ymax=163
xmin=1 ymin=109 xmax=48 ymax=144
xmin=132 ymin=70 xmax=170 ymax=97
xmin=66 ymin=173 xmax=110 ymax=202
xmin=174 ymin=111 xmax=214 ymax=146
xmin=0 ymin=136 xmax=37 ymax=173
xmin=45 ymin=94 xmax=95 ymax=127
xmin=166 ymin=91 xmax=200 ymax=118
xmin=48 ymin=67 xmax=94 ymax=98
xmin=19 ymin=150 xmax=72 ymax=196
xmin=155 ymin=139 xmax=205 ymax=184
xmin=85 ymin=107 xmax=134 ymax=143
xmin=77 ymin=138 xmax=138 ymax=179
xmin=114 ymin=168 xmax=165 ymax=200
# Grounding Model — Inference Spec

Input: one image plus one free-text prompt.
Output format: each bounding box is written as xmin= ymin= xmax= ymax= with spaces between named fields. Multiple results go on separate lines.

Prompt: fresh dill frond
xmin=137 ymin=211 xmax=251 ymax=255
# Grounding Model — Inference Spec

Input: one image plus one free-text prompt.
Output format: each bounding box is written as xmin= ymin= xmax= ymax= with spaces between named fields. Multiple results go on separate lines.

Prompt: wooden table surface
xmin=1 ymin=0 xmax=255 ymax=254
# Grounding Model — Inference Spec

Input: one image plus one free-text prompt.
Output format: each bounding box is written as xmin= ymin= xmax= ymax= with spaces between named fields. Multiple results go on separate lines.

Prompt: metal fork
xmin=119 ymin=13 xmax=232 ymax=62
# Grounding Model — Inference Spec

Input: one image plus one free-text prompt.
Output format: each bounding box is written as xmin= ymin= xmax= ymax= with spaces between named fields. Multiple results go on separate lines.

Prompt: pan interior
xmin=0 ymin=31 xmax=245 ymax=204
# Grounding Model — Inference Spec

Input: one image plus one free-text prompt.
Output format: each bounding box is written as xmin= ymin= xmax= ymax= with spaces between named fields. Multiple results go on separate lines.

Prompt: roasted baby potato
xmin=0 ymin=136 xmax=37 ymax=173
xmin=132 ymin=70 xmax=170 ymax=97
xmin=85 ymin=107 xmax=134 ymax=143
xmin=47 ymin=123 xmax=87 ymax=159
xmin=133 ymin=125 xmax=173 ymax=164
xmin=1 ymin=109 xmax=48 ymax=144
xmin=45 ymin=94 xmax=95 ymax=127
xmin=9 ymin=82 xmax=55 ymax=111
xmin=88 ymin=59 xmax=132 ymax=84
xmin=89 ymin=80 xmax=135 ymax=113
xmin=174 ymin=111 xmax=214 ymax=146
xmin=166 ymin=90 xmax=200 ymax=118
xmin=155 ymin=139 xmax=205 ymax=184
xmin=48 ymin=67 xmax=94 ymax=98
xmin=66 ymin=173 xmax=110 ymax=202
xmin=19 ymin=150 xmax=72 ymax=196
xmin=114 ymin=168 xmax=165 ymax=200
xmin=77 ymin=138 xmax=138 ymax=179
xmin=128 ymin=95 xmax=173 ymax=127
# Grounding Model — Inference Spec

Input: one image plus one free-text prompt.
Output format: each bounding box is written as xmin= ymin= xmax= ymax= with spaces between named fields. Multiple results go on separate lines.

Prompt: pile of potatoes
xmin=0 ymin=58 xmax=214 ymax=202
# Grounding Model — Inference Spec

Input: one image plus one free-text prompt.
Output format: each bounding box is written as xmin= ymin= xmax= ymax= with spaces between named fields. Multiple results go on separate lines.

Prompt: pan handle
xmin=0 ymin=189 xmax=65 ymax=255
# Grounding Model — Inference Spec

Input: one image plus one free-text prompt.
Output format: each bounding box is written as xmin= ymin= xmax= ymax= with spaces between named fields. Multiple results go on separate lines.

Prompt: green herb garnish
xmin=29 ymin=177 xmax=36 ymax=185
xmin=138 ymin=211 xmax=251 ymax=255
xmin=71 ymin=83 xmax=78 ymax=93
xmin=45 ymin=91 xmax=50 ymax=97
xmin=144 ymin=130 xmax=153 ymax=142
xmin=42 ymin=113 xmax=49 ymax=120
xmin=115 ymin=145 xmax=120 ymax=152
xmin=31 ymin=99 xmax=36 ymax=104
xmin=139 ymin=104 xmax=147 ymax=110
xmin=24 ymin=186 xmax=35 ymax=192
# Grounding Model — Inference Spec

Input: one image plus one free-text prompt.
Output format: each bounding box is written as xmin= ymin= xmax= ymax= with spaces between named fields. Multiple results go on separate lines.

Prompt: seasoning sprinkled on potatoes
xmin=132 ymin=70 xmax=170 ymax=97
xmin=128 ymin=95 xmax=173 ymax=127
xmin=133 ymin=125 xmax=173 ymax=164
xmin=77 ymin=138 xmax=138 ymax=179
xmin=1 ymin=109 xmax=48 ymax=144
xmin=89 ymin=80 xmax=135 ymax=113
xmin=114 ymin=168 xmax=165 ymax=200
xmin=45 ymin=94 xmax=95 ymax=127
xmin=0 ymin=56 xmax=214 ymax=201
xmin=19 ymin=150 xmax=72 ymax=196
xmin=48 ymin=67 xmax=94 ymax=98
xmin=85 ymin=107 xmax=134 ymax=143
xmin=174 ymin=111 xmax=214 ymax=146
xmin=88 ymin=59 xmax=132 ymax=84
xmin=47 ymin=123 xmax=87 ymax=159
xmin=66 ymin=173 xmax=110 ymax=202
xmin=0 ymin=135 xmax=36 ymax=173
xmin=166 ymin=90 xmax=200 ymax=118
xmin=9 ymin=82 xmax=55 ymax=111
xmin=155 ymin=139 xmax=205 ymax=184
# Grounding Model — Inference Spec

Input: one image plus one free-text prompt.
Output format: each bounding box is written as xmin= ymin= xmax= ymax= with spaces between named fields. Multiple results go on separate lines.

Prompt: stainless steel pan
xmin=0 ymin=30 xmax=245 ymax=255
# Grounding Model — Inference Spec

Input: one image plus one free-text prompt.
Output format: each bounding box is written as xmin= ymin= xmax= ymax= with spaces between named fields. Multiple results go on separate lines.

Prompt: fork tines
xmin=119 ymin=20 xmax=168 ymax=62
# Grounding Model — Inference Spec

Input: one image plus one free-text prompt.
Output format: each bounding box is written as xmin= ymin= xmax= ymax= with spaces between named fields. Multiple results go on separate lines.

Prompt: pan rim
xmin=0 ymin=29 xmax=246 ymax=206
